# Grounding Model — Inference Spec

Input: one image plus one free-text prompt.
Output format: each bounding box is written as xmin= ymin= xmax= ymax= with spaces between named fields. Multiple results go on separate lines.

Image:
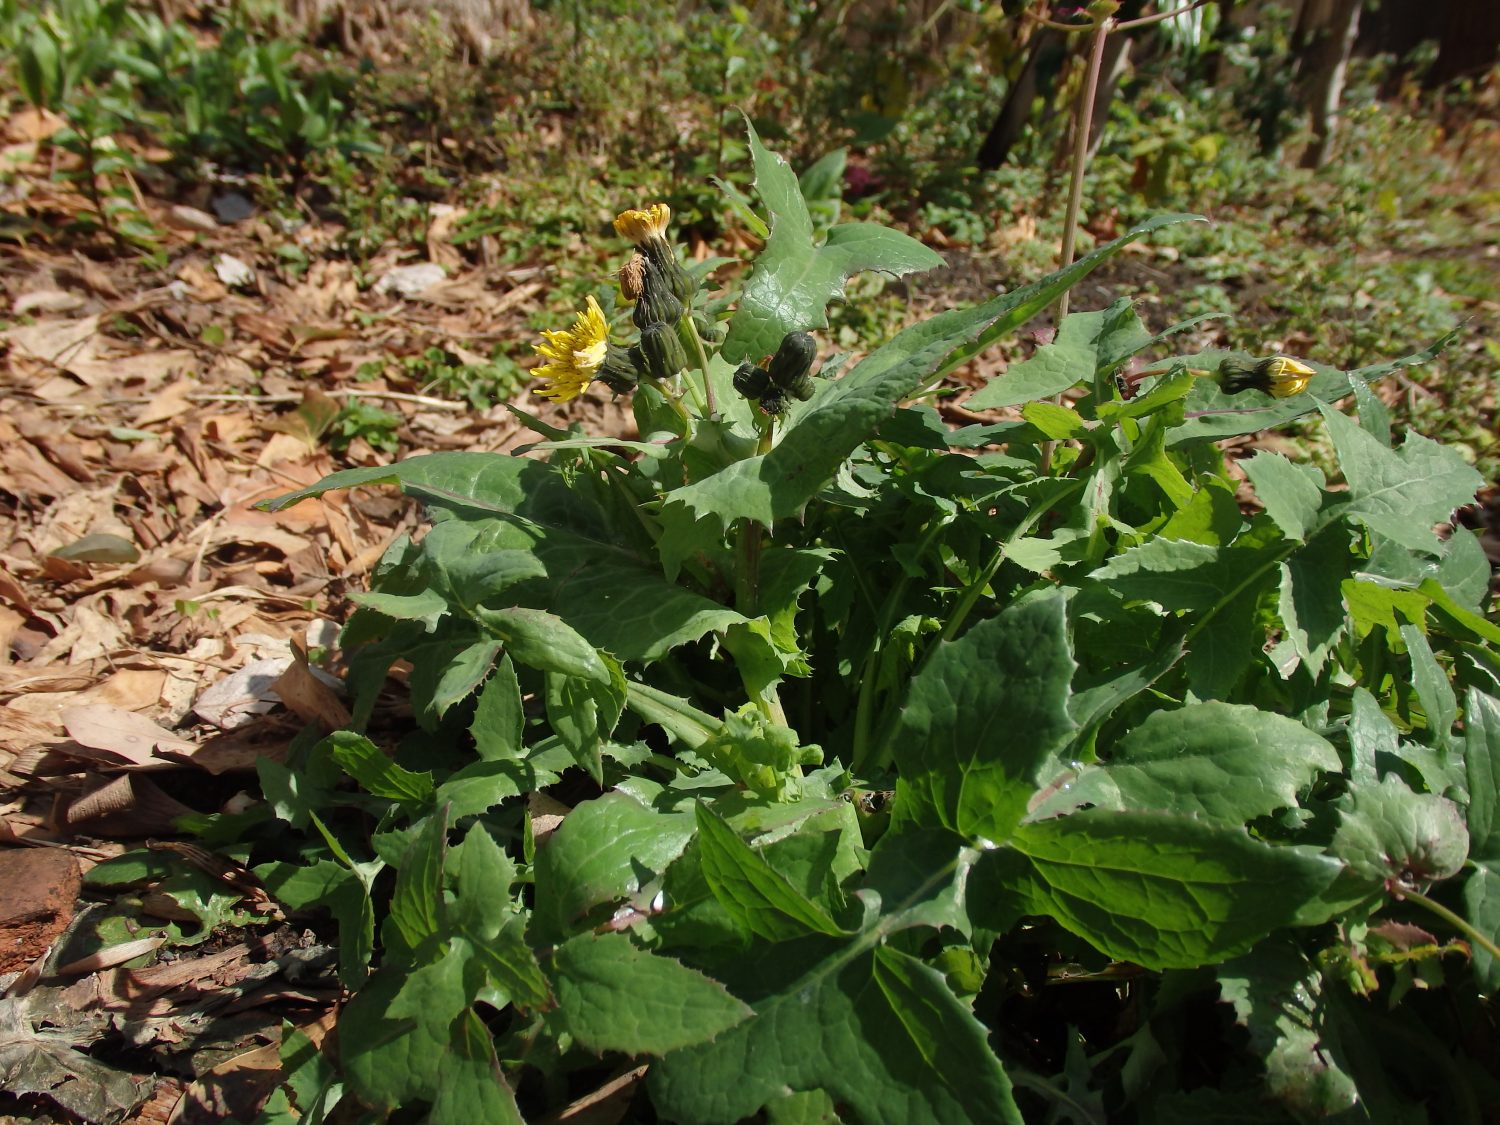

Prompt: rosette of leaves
xmin=235 ymin=123 xmax=1497 ymax=1122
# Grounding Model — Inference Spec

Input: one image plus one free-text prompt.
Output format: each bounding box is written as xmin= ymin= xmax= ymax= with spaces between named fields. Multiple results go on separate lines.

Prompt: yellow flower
xmin=614 ymin=203 xmax=672 ymax=245
xmin=532 ymin=295 xmax=609 ymax=402
xmin=1263 ymin=356 xmax=1316 ymax=398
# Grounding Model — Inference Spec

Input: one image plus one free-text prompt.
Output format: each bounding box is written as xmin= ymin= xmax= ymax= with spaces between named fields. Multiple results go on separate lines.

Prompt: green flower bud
xmin=783 ymin=370 xmax=816 ymax=401
xmin=632 ymin=273 xmax=683 ymax=331
xmin=693 ymin=310 xmax=725 ymax=344
xmin=733 ymin=362 xmax=771 ymax=400
xmin=596 ymin=343 xmax=642 ymax=394
xmin=638 ymin=322 xmax=688 ymax=381
xmin=641 ymin=239 xmax=696 ymax=305
xmin=768 ymin=331 xmax=818 ymax=392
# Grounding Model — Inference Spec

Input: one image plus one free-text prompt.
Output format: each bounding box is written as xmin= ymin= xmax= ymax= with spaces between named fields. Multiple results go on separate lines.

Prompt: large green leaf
xmin=548 ymin=932 xmax=753 ymax=1054
xmin=1329 ymin=775 xmax=1469 ymax=889
xmin=430 ymin=1009 xmax=524 ymax=1125
xmin=694 ymin=802 xmax=847 ymax=940
xmin=650 ymin=840 xmax=1021 ymax=1124
xmin=1008 ymin=808 xmax=1343 ymax=969
xmin=530 ymin=791 xmax=697 ymax=944
xmin=1217 ymin=942 xmax=1360 ymax=1119
xmin=967 ymin=298 xmax=1145 ymax=410
xmin=665 ymin=215 xmax=1200 ymax=539
xmin=264 ymin=453 xmax=746 ymax=662
xmin=1039 ymin=702 xmax=1340 ymax=822
xmin=1241 ymin=453 xmax=1325 ymax=543
xmin=1319 ymin=403 xmax=1482 ymax=556
xmin=720 ymin=119 xmax=943 ymax=364
xmin=893 ymin=592 xmax=1076 ymax=842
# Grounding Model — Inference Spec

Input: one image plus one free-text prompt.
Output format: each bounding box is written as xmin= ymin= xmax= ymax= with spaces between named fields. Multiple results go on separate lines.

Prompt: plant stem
xmin=1400 ymin=887 xmax=1500 ymax=965
xmin=684 ymin=314 xmax=718 ymax=416
xmin=863 ymin=477 xmax=1087 ymax=773
xmin=1041 ymin=16 xmax=1110 ymax=476
xmin=1056 ymin=19 xmax=1110 ymax=325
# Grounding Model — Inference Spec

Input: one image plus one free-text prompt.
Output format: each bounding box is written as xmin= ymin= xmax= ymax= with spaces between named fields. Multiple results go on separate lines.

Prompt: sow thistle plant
xmin=246 ymin=124 xmax=1500 ymax=1121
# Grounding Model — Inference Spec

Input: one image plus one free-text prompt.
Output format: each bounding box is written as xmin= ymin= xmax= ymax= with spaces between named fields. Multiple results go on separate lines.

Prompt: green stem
xmin=850 ymin=517 xmax=953 ymax=773
xmin=1401 ymin=887 xmax=1500 ymax=966
xmin=684 ymin=314 xmax=718 ymax=417
xmin=863 ymin=477 xmax=1087 ymax=774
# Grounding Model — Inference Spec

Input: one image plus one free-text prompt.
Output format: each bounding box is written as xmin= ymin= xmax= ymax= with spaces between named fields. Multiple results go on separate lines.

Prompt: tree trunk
xmin=978 ymin=27 xmax=1062 ymax=170
xmin=1293 ymin=0 xmax=1364 ymax=170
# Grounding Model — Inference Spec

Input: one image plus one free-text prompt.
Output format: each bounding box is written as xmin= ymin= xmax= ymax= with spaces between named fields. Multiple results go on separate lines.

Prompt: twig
xmin=183 ymin=389 xmax=468 ymax=411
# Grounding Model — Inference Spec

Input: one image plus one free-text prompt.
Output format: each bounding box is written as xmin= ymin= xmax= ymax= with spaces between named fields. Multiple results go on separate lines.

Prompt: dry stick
xmin=183 ymin=389 xmax=468 ymax=411
xmin=1041 ymin=17 xmax=1111 ymax=474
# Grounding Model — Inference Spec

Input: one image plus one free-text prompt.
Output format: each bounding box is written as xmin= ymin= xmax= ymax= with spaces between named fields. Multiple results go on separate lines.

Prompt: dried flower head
xmin=619 ymin=253 xmax=647 ymax=301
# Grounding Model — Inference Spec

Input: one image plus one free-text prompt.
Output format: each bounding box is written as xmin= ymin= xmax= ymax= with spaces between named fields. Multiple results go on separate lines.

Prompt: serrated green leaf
xmin=1319 ymin=403 xmax=1482 ymax=555
xmin=721 ymin=119 xmax=943 ymax=364
xmin=339 ymin=965 xmax=444 ymax=1108
xmin=856 ymin=829 xmax=977 ymax=936
xmin=1342 ymin=579 xmax=1429 ymax=638
xmin=1465 ymin=691 xmax=1500 ymax=855
xmin=1331 ymin=775 xmax=1468 ymax=889
xmin=429 ymin=639 xmax=502 ymax=717
xmin=1049 ymin=703 xmax=1340 ymax=822
xmin=530 ymin=791 xmax=697 ymax=944
xmin=1278 ymin=528 xmax=1353 ymax=670
xmin=893 ymin=592 xmax=1076 ymax=842
xmin=549 ymin=932 xmax=753 ymax=1054
xmin=1008 ymin=808 xmax=1342 ymax=969
xmin=1346 ymin=687 xmax=1396 ymax=784
xmin=328 ymin=731 xmax=435 ymax=807
xmin=475 ymin=607 xmax=610 ymax=683
xmin=263 ymin=453 xmax=746 ymax=662
xmin=1217 ymin=942 xmax=1360 ymax=1118
xmin=1157 ymin=475 xmax=1242 ymax=545
xmin=387 ymin=807 xmax=449 ymax=954
xmin=434 ymin=753 xmax=563 ymax=819
xmin=1399 ymin=622 xmax=1457 ymax=743
xmin=1242 ymin=453 xmax=1325 ymax=542
xmin=544 ymin=653 xmax=624 ymax=782
xmin=650 ymin=941 xmax=1022 ymax=1124
xmin=348 ymin=587 xmax=449 ymax=630
xmin=1464 ymin=863 xmax=1500 ymax=991
xmin=695 ymin=802 xmax=847 ymax=940
xmin=1090 ymin=537 xmax=1265 ymax=611
xmin=969 ymin=300 xmax=1138 ymax=410
xmin=430 ymin=1008 xmax=524 ymax=1125
xmin=471 ymin=655 xmax=524 ymax=762
xmin=451 ymin=824 xmax=518 ymax=935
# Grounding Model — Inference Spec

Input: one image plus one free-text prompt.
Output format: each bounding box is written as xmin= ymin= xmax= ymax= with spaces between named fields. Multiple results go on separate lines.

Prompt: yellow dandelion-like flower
xmin=533 ymin=295 xmax=609 ymax=403
xmin=1263 ymin=356 xmax=1316 ymax=398
xmin=614 ymin=203 xmax=672 ymax=245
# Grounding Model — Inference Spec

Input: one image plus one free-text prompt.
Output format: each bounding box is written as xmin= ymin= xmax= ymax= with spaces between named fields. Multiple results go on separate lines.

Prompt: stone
xmin=0 ymin=847 xmax=82 ymax=974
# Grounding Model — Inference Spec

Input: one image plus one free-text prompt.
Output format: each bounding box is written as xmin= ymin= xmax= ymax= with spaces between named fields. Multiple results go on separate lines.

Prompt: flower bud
xmin=638 ymin=322 xmax=688 ymax=381
xmin=1218 ymin=355 xmax=1316 ymax=398
xmin=632 ymin=274 xmax=683 ymax=331
xmin=768 ymin=331 xmax=818 ymax=396
xmin=596 ymin=344 xmax=642 ymax=395
xmin=733 ymin=362 xmax=771 ymax=400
